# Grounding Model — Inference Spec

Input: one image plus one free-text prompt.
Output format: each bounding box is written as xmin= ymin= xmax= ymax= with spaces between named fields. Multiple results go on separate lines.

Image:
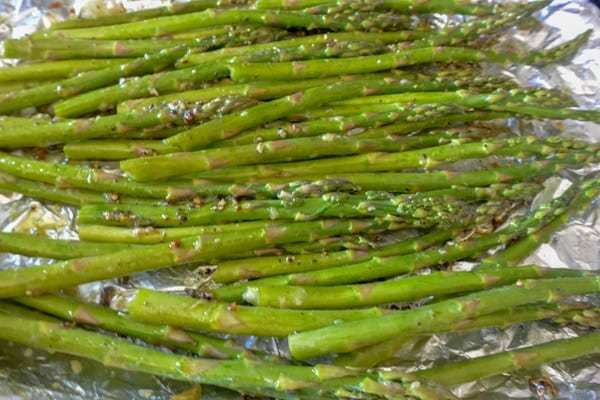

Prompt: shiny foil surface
xmin=0 ymin=1 xmax=599 ymax=399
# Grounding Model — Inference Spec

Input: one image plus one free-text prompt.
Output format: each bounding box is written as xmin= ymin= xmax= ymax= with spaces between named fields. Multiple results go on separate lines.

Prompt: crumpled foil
xmin=0 ymin=1 xmax=599 ymax=399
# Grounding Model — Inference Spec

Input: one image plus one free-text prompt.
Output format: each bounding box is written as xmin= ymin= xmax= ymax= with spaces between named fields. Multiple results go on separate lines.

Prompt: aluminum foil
xmin=0 ymin=1 xmax=599 ymax=399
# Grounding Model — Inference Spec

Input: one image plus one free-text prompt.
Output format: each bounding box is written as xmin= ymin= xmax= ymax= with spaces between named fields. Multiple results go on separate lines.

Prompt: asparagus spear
xmin=216 ymin=110 xmax=510 ymax=147
xmin=177 ymin=30 xmax=424 ymax=67
xmin=0 ymin=103 xmax=206 ymax=149
xmin=34 ymin=9 xmax=409 ymax=40
xmin=212 ymin=227 xmax=460 ymax=283
xmin=64 ymin=139 xmax=181 ymax=161
xmin=0 ymin=46 xmax=188 ymax=115
xmin=228 ymin=31 xmax=591 ymax=82
xmin=3 ymin=38 xmax=205 ymax=60
xmin=253 ymin=155 xmax=589 ymax=194
xmin=0 ymin=58 xmax=131 ymax=82
xmin=15 ymin=26 xmax=290 ymax=60
xmin=0 ymin=312 xmax=456 ymax=399
xmin=186 ymin=137 xmax=599 ymax=181
xmin=15 ymin=295 xmax=283 ymax=363
xmin=287 ymin=276 xmax=600 ymax=360
xmin=253 ymin=0 xmax=507 ymax=15
xmin=121 ymin=130 xmax=481 ymax=180
xmin=78 ymin=184 xmax=528 ymax=228
xmin=416 ymin=331 xmax=600 ymax=387
xmin=77 ymin=220 xmax=288 ymax=244
xmin=0 ymin=218 xmax=396 ymax=298
xmin=242 ymin=265 xmax=594 ymax=309
xmin=334 ymin=303 xmax=599 ymax=368
xmin=0 ymin=232 xmax=144 ymax=259
xmin=127 ymin=288 xmax=391 ymax=337
xmin=0 ymin=151 xmax=348 ymax=202
xmin=49 ymin=0 xmax=243 ymax=30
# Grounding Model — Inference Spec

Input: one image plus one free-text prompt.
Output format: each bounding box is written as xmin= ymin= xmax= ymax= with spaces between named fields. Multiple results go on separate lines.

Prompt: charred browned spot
xmin=363 ymin=87 xmax=380 ymax=96
xmin=264 ymin=226 xmax=287 ymax=242
xmin=292 ymin=62 xmax=306 ymax=75
xmin=132 ymin=145 xmax=157 ymax=157
xmin=169 ymin=240 xmax=181 ymax=249
xmin=172 ymin=247 xmax=199 ymax=264
xmin=114 ymin=43 xmax=131 ymax=56
xmin=61 ymin=321 xmax=77 ymax=328
xmin=165 ymin=326 xmax=196 ymax=344
xmin=514 ymin=351 xmax=539 ymax=369
xmin=206 ymin=158 xmax=230 ymax=170
xmin=71 ymin=257 xmax=90 ymax=273
xmin=230 ymin=185 xmax=257 ymax=197
xmin=166 ymin=187 xmax=196 ymax=203
xmin=461 ymin=298 xmax=480 ymax=316
xmin=74 ymin=308 xmax=102 ymax=327
xmin=481 ymin=273 xmax=501 ymax=286
xmin=357 ymin=283 xmax=376 ymax=300
xmin=94 ymin=169 xmax=120 ymax=182
xmin=72 ymin=119 xmax=94 ymax=134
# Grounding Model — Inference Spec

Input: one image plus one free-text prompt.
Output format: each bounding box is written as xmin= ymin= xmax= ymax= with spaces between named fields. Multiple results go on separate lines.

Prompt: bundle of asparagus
xmin=0 ymin=0 xmax=599 ymax=398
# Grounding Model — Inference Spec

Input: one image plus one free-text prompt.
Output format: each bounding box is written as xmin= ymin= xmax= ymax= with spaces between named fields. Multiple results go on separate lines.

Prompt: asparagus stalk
xmin=242 ymin=265 xmax=594 ymax=309
xmin=287 ymin=276 xmax=600 ymax=360
xmin=0 ymin=103 xmax=210 ymax=149
xmin=34 ymin=9 xmax=408 ymax=40
xmin=121 ymin=130 xmax=481 ymax=180
xmin=0 ymin=151 xmax=247 ymax=202
xmin=52 ymin=64 xmax=230 ymax=118
xmin=15 ymin=295 xmax=282 ymax=362
xmin=254 ymin=0 xmax=507 ymax=15
xmin=116 ymin=75 xmax=352 ymax=115
xmin=77 ymin=223 xmax=379 ymax=252
xmin=0 ymin=301 xmax=60 ymax=322
xmin=18 ymin=26 xmax=291 ymax=60
xmin=212 ymin=227 xmax=460 ymax=283
xmin=228 ymin=31 xmax=591 ymax=82
xmin=127 ymin=287 xmax=391 ymax=337
xmin=416 ymin=331 xmax=600 ymax=387
xmin=0 ymin=46 xmax=188 ymax=115
xmin=296 ymin=94 xmax=596 ymax=122
xmin=77 ymin=220 xmax=288 ymax=244
xmin=187 ymin=137 xmax=599 ymax=181
xmin=254 ymin=155 xmax=589 ymax=194
xmin=0 ymin=312 xmax=456 ymax=399
xmin=0 ymin=232 xmax=144 ymax=259
xmin=216 ymin=110 xmax=510 ymax=147
xmin=64 ymin=139 xmax=181 ymax=161
xmin=0 ymin=218 xmax=395 ymax=298
xmin=0 ymin=59 xmax=131 ymax=82
xmin=177 ymin=31 xmax=423 ymax=67
xmin=78 ymin=184 xmax=528 ymax=228
xmin=3 ymin=37 xmax=206 ymax=60
xmin=334 ymin=303 xmax=598 ymax=368
xmin=49 ymin=0 xmax=241 ymax=29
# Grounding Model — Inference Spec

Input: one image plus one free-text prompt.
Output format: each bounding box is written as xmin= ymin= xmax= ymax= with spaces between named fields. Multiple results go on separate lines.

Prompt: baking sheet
xmin=0 ymin=1 xmax=599 ymax=399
